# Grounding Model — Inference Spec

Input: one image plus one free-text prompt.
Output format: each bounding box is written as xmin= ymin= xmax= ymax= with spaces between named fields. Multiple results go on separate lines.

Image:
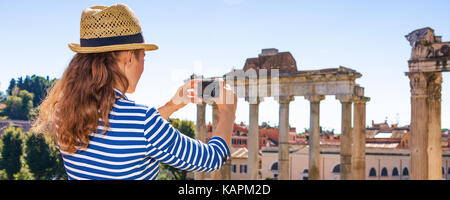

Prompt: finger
xmin=190 ymin=79 xmax=194 ymax=90
xmin=187 ymin=92 xmax=202 ymax=104
xmin=187 ymin=90 xmax=198 ymax=97
xmin=188 ymin=79 xmax=201 ymax=91
xmin=189 ymin=90 xmax=197 ymax=99
xmin=192 ymin=96 xmax=203 ymax=104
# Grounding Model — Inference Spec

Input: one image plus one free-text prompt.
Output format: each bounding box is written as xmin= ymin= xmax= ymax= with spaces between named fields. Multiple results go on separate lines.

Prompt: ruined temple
xmin=243 ymin=48 xmax=298 ymax=74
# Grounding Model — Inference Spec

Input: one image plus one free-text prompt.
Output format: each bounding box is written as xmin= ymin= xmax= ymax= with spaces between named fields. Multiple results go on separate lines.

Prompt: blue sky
xmin=0 ymin=0 xmax=449 ymax=133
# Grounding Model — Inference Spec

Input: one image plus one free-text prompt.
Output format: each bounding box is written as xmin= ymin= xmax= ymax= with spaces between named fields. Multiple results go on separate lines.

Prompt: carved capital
xmin=353 ymin=96 xmax=370 ymax=104
xmin=245 ymin=96 xmax=264 ymax=104
xmin=305 ymin=95 xmax=325 ymax=103
xmin=408 ymin=72 xmax=428 ymax=96
xmin=427 ymin=72 xmax=442 ymax=101
xmin=276 ymin=95 xmax=294 ymax=104
xmin=336 ymin=95 xmax=354 ymax=103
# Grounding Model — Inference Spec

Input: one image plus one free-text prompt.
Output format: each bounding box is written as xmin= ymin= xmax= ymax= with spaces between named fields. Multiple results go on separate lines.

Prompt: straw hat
xmin=68 ymin=4 xmax=158 ymax=53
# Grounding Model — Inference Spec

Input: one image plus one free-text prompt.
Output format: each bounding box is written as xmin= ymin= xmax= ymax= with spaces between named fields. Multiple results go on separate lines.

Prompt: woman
xmin=33 ymin=4 xmax=237 ymax=180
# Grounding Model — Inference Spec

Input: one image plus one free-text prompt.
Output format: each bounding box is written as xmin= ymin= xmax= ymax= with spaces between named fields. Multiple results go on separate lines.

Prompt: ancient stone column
xmin=246 ymin=97 xmax=263 ymax=180
xmin=305 ymin=95 xmax=325 ymax=180
xmin=277 ymin=95 xmax=294 ymax=180
xmin=211 ymin=103 xmax=232 ymax=180
xmin=194 ymin=102 xmax=207 ymax=180
xmin=427 ymin=72 xmax=442 ymax=180
xmin=408 ymin=72 xmax=429 ymax=180
xmin=352 ymin=97 xmax=369 ymax=180
xmin=336 ymin=95 xmax=353 ymax=180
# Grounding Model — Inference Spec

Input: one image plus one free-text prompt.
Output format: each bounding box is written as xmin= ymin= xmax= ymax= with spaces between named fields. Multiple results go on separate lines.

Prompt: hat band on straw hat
xmin=80 ymin=32 xmax=144 ymax=47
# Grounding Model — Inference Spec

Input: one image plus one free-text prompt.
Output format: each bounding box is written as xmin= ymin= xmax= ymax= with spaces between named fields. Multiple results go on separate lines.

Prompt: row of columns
xmin=306 ymin=95 xmax=369 ymax=180
xmin=195 ymin=94 xmax=369 ymax=180
xmin=247 ymin=95 xmax=369 ymax=180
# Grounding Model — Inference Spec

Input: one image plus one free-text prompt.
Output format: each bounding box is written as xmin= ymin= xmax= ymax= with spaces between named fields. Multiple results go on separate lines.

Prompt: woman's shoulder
xmin=114 ymin=98 xmax=157 ymax=114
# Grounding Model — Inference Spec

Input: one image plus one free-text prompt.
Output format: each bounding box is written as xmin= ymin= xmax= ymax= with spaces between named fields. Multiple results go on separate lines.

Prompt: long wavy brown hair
xmin=33 ymin=50 xmax=140 ymax=154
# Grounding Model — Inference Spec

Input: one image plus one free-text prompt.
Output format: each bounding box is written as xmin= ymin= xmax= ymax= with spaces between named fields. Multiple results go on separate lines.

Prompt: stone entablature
xmin=406 ymin=27 xmax=450 ymax=72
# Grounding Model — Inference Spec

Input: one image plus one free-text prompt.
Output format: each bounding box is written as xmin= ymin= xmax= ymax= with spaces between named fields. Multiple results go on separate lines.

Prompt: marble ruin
xmin=406 ymin=27 xmax=449 ymax=180
xmin=191 ymin=27 xmax=448 ymax=180
xmin=193 ymin=48 xmax=369 ymax=180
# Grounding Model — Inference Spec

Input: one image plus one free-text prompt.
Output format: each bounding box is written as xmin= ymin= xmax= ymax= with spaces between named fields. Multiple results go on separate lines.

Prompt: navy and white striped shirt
xmin=60 ymin=88 xmax=230 ymax=180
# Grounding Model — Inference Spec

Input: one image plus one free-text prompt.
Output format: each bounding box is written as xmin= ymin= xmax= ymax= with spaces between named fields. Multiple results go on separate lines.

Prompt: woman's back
xmin=61 ymin=89 xmax=230 ymax=180
xmin=33 ymin=4 xmax=236 ymax=180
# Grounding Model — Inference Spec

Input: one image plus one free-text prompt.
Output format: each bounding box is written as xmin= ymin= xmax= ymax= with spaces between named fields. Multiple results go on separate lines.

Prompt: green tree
xmin=47 ymin=140 xmax=68 ymax=180
xmin=6 ymin=75 xmax=55 ymax=107
xmin=0 ymin=170 xmax=8 ymax=180
xmin=6 ymin=78 xmax=16 ymax=96
xmin=0 ymin=126 xmax=24 ymax=179
xmin=2 ymin=96 xmax=23 ymax=119
xmin=24 ymin=132 xmax=55 ymax=179
xmin=19 ymin=90 xmax=34 ymax=120
xmin=160 ymin=118 xmax=196 ymax=180
xmin=2 ymin=90 xmax=34 ymax=120
xmin=13 ymin=166 xmax=34 ymax=180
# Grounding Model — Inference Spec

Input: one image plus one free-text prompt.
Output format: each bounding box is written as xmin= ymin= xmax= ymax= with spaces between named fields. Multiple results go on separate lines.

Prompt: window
xmin=271 ymin=162 xmax=278 ymax=171
xmin=332 ymin=164 xmax=340 ymax=173
xmin=381 ymin=168 xmax=388 ymax=177
xmin=239 ymin=165 xmax=247 ymax=173
xmin=402 ymin=168 xmax=409 ymax=176
xmin=369 ymin=168 xmax=377 ymax=177
xmin=232 ymin=139 xmax=235 ymax=145
xmin=232 ymin=164 xmax=236 ymax=173
xmin=302 ymin=169 xmax=309 ymax=180
xmin=263 ymin=140 xmax=266 ymax=145
xmin=243 ymin=140 xmax=247 ymax=145
xmin=392 ymin=168 xmax=399 ymax=176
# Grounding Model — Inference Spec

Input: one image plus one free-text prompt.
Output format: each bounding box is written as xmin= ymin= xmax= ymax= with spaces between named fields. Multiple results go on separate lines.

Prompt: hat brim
xmin=68 ymin=43 xmax=158 ymax=53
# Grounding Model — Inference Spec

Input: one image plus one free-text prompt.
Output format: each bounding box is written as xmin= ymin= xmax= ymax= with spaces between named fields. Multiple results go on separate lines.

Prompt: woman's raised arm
xmin=143 ymin=107 xmax=230 ymax=172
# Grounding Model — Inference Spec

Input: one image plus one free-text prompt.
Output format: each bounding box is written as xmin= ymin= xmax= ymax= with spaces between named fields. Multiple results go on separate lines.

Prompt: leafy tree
xmin=13 ymin=166 xmax=34 ymax=180
xmin=2 ymin=90 xmax=34 ymax=120
xmin=157 ymin=165 xmax=174 ymax=180
xmin=6 ymin=75 xmax=55 ymax=107
xmin=19 ymin=90 xmax=34 ymax=120
xmin=0 ymin=170 xmax=7 ymax=180
xmin=6 ymin=78 xmax=16 ymax=96
xmin=2 ymin=96 xmax=22 ymax=119
xmin=47 ymin=140 xmax=68 ymax=180
xmin=160 ymin=118 xmax=196 ymax=180
xmin=24 ymin=132 xmax=55 ymax=179
xmin=0 ymin=126 xmax=24 ymax=179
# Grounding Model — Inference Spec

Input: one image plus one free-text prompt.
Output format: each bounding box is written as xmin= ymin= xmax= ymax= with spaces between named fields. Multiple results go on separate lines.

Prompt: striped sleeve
xmin=143 ymin=107 xmax=230 ymax=172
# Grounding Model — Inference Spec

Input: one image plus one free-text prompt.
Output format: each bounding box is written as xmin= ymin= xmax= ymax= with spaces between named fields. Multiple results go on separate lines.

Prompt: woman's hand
xmin=158 ymin=79 xmax=202 ymax=120
xmin=211 ymin=79 xmax=237 ymax=148
xmin=215 ymin=79 xmax=238 ymax=118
